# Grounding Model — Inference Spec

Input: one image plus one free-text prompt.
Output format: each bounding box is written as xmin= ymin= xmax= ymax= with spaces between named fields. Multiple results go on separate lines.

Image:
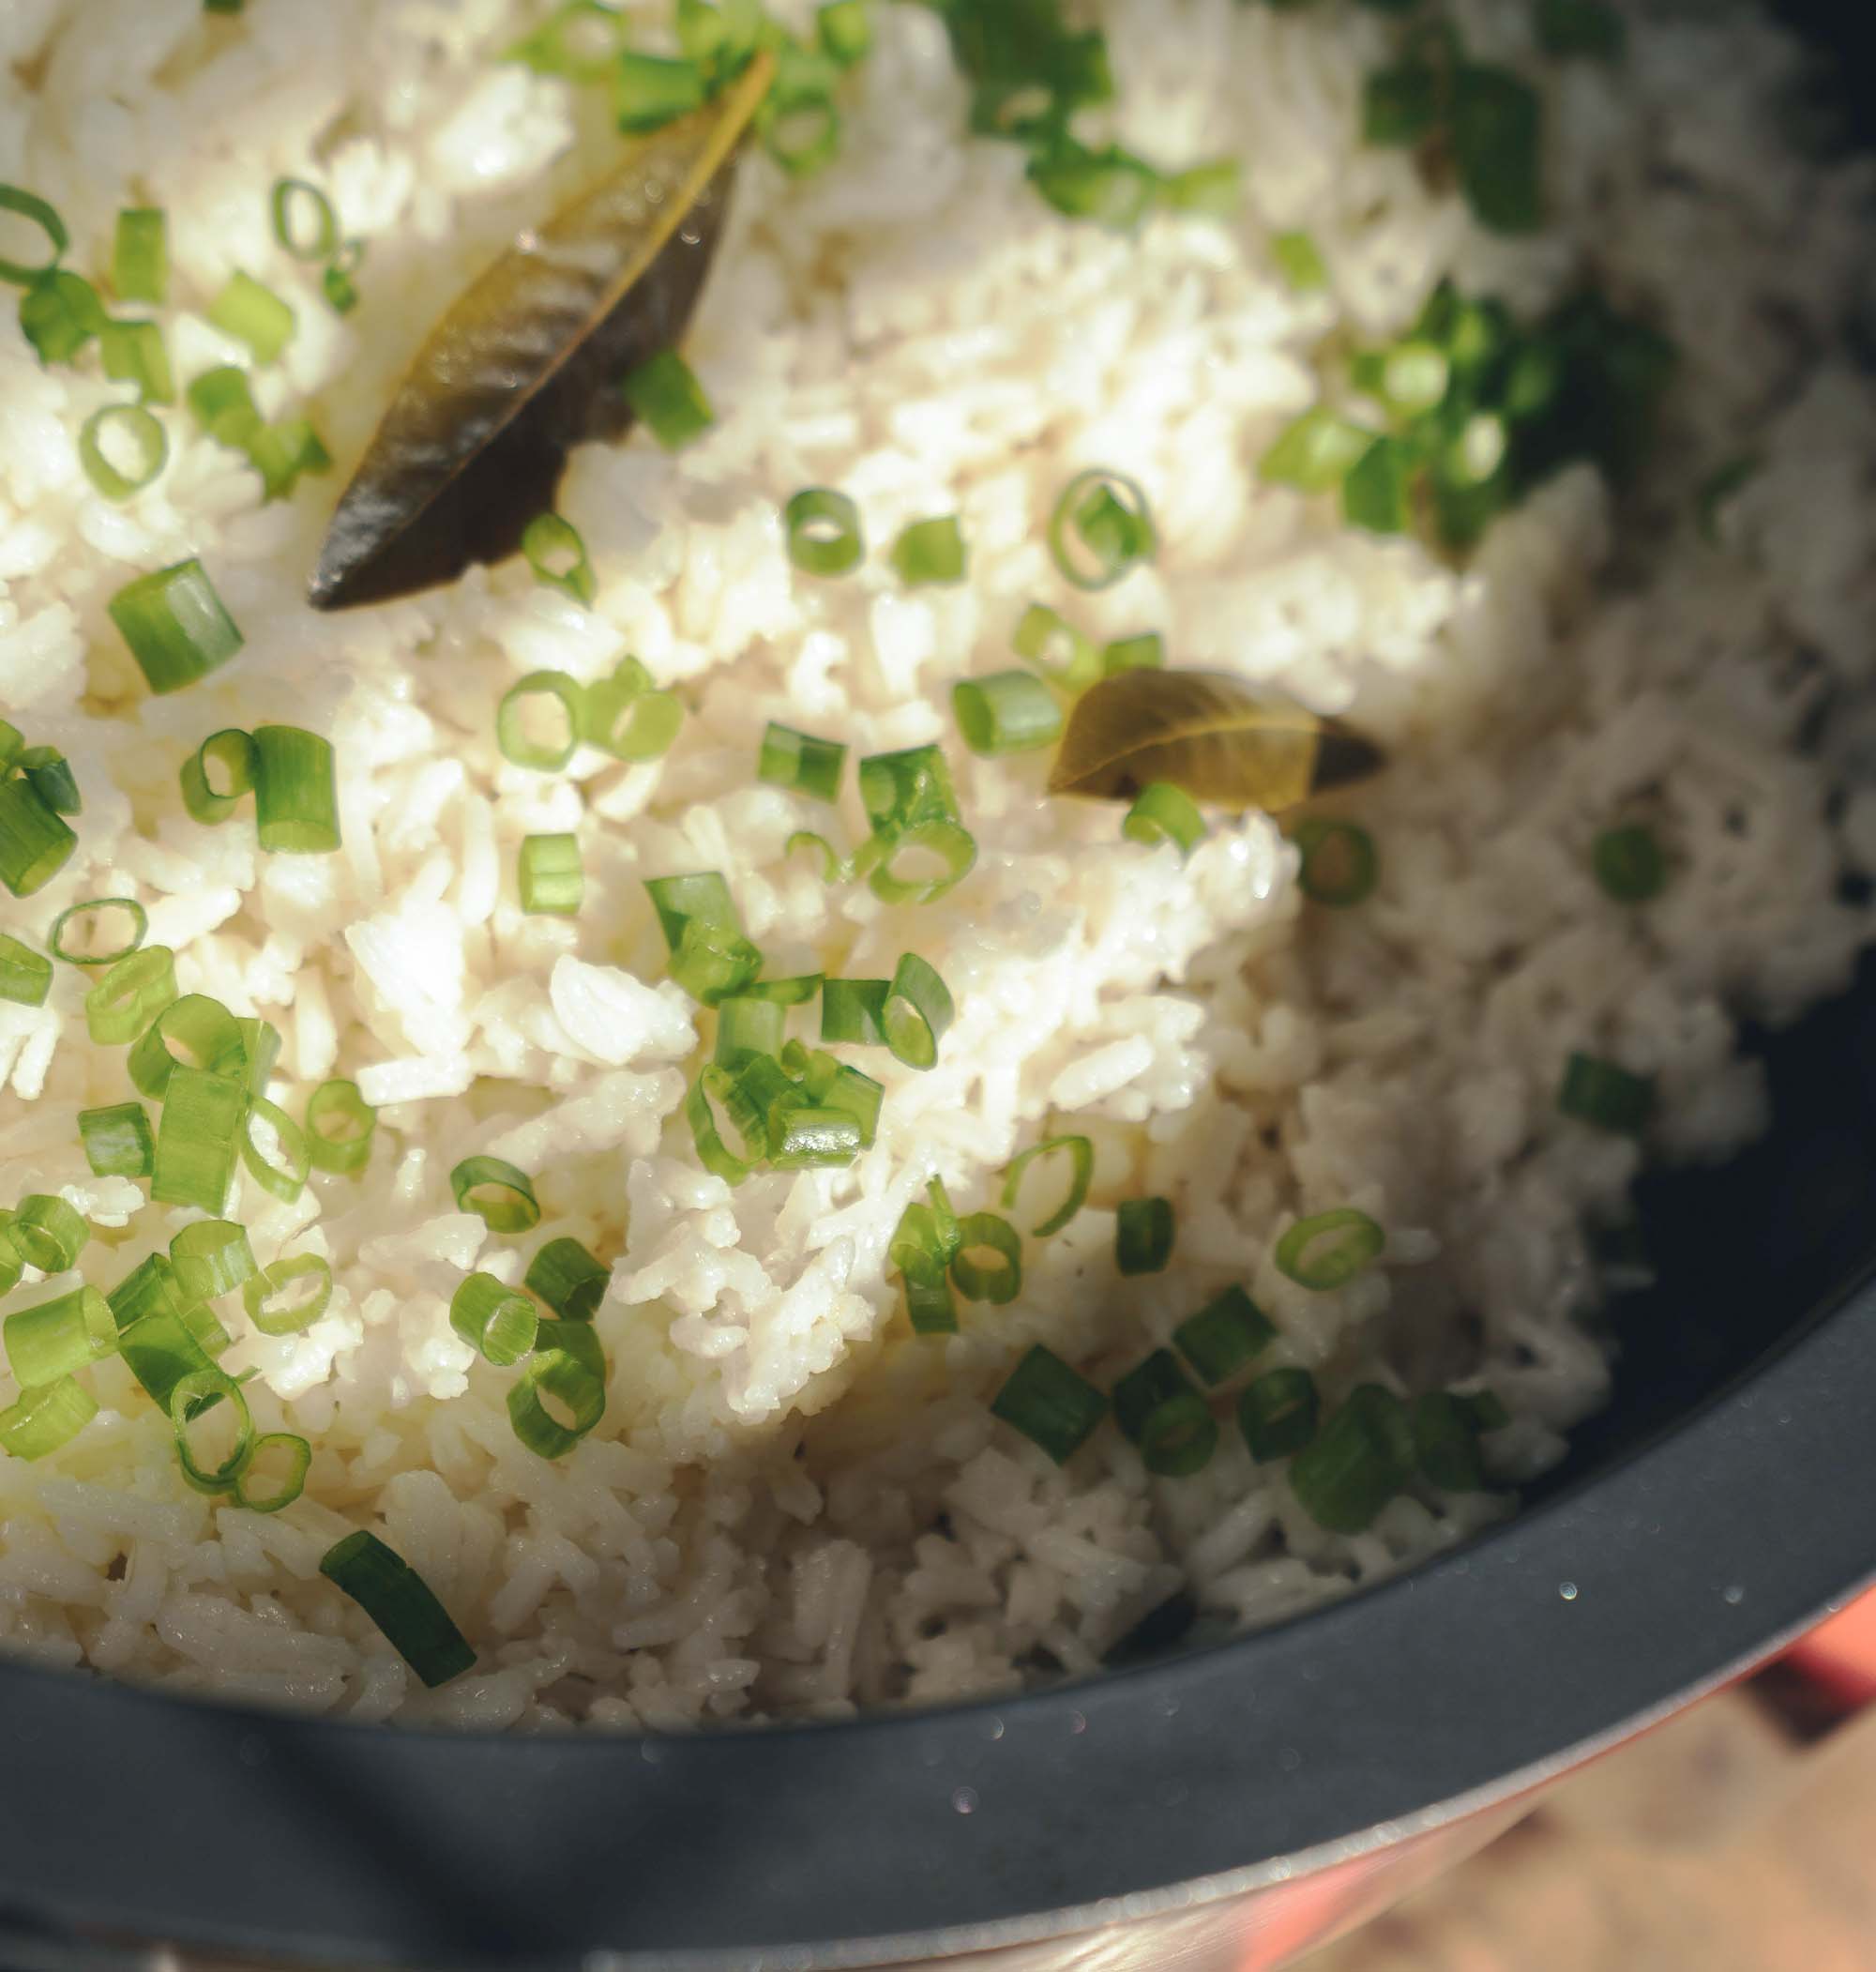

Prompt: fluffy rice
xmin=1 ymin=0 xmax=1873 ymax=1727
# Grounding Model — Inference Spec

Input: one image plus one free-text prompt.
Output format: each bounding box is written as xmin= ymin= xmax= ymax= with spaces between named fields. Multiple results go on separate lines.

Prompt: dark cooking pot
xmin=5 ymin=7 xmax=1876 ymax=1968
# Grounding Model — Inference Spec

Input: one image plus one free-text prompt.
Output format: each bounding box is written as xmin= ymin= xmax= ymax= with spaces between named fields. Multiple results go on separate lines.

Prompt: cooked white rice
xmin=1 ymin=0 xmax=1872 ymax=1728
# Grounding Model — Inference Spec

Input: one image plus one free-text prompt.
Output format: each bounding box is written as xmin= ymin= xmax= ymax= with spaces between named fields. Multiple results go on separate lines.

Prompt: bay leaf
xmin=1048 ymin=668 xmax=1383 ymax=812
xmin=309 ymin=50 xmax=774 ymax=612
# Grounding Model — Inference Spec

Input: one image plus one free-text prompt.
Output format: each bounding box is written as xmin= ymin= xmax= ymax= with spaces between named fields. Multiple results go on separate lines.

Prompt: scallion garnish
xmin=5 ymin=1287 xmax=115 ymax=1389
xmin=1450 ymin=66 xmax=1543 ymax=236
xmin=188 ymin=365 xmax=264 ymax=449
xmin=1027 ymin=135 xmax=1160 ymax=229
xmin=180 ymin=728 xmax=258 ymax=826
xmin=1291 ymin=818 xmax=1379 ymax=907
xmin=1557 ymin=1052 xmax=1654 ymax=1135
xmin=79 ymin=1101 xmax=155 ymax=1179
xmin=744 ymin=974 xmax=826 ymax=1007
xmin=1412 ymin=1390 xmax=1491 ymax=1491
xmin=99 ymin=319 xmax=175 ymax=404
xmin=1161 ymin=157 xmax=1240 ymax=219
xmin=1048 ymin=468 xmax=1157 ymax=590
xmin=1342 ymin=435 xmax=1415 ymax=534
xmin=521 ymin=512 xmax=597 ymax=606
xmin=8 ymin=1194 xmax=90 ymax=1273
xmin=118 ymin=1303 xmax=228 ymax=1415
xmin=112 ymin=206 xmax=168 ymax=303
xmin=952 ymin=671 xmax=1063 ymax=756
xmin=79 ymin=403 xmax=169 ymax=502
xmin=450 ymin=1271 xmax=539 ymax=1367
xmin=270 ymin=177 xmax=338 ymax=262
xmin=168 ymin=1366 xmax=256 ymax=1494
xmin=524 ymin=1236 xmax=609 ymax=1322
xmin=251 ymin=724 xmax=340 ymax=853
xmin=108 ymin=559 xmax=245 ymax=696
xmin=784 ymin=487 xmax=865 ymax=577
xmin=128 ymin=992 xmax=244 ymax=1100
xmin=645 ymin=872 xmax=764 ymax=1007
xmin=1013 ymin=601 xmax=1101 ymax=692
xmin=758 ymin=47 xmax=843 ymax=177
xmin=0 ymin=776 xmax=77 ymax=898
xmin=1238 ymin=1367 xmax=1319 ymax=1463
xmin=686 ymin=1065 xmax=754 ymax=1184
xmin=450 ymin=1155 xmax=541 ymax=1234
xmin=306 ymin=1079 xmax=375 ymax=1175
xmin=1592 ymin=825 xmax=1666 ymax=904
xmin=244 ymin=1253 xmax=334 ymax=1337
xmin=581 ymin=657 xmax=684 ymax=762
xmin=17 ymin=746 xmax=79 ymax=815
xmin=497 ymin=672 xmax=583 ymax=773
xmin=1113 ymin=1350 xmax=1191 ymax=1444
xmin=1172 ymin=1285 xmax=1276 ymax=1387
xmin=855 ymin=745 xmax=977 ymax=906
xmin=821 ymin=978 xmax=889 ymax=1047
xmin=246 ymin=417 xmax=331 ymax=502
xmin=320 ymin=1530 xmax=477 ymax=1688
xmin=49 ymin=897 xmax=147 ymax=967
xmin=84 ymin=944 xmax=176 ymax=1045
xmin=507 ymin=0 xmax=628 ymax=79
xmin=519 ymin=832 xmax=583 ymax=917
xmin=1139 ymin=1389 xmax=1218 ymax=1478
xmin=20 ymin=270 xmax=105 ymax=365
xmin=1272 ymin=228 xmax=1327 ymax=292
xmin=999 ymin=1134 xmax=1093 ymax=1237
xmin=1259 ymin=408 xmax=1376 ymax=493
xmin=882 ymin=953 xmax=954 ymax=1070
xmin=323 ymin=237 xmax=365 ymax=315
xmin=106 ymin=1252 xmax=182 ymax=1333
xmin=759 ymin=722 xmax=847 ymax=801
xmin=0 ymin=1377 xmax=98 ymax=1461
xmin=151 ymin=1063 xmax=247 ymax=1212
xmin=207 ymin=271 xmax=295 ymax=363
xmin=236 ymin=1018 xmax=280 ymax=1098
xmin=1289 ymin=1384 xmax=1414 ymax=1533
xmin=614 ymin=51 xmax=708 ymax=132
xmin=991 ymin=1344 xmax=1107 ymax=1464
xmin=1103 ymin=631 xmax=1163 ymax=674
xmin=507 ymin=1317 xmax=608 ymax=1458
xmin=620 ymin=348 xmax=716 ymax=450
xmin=234 ymin=1433 xmax=313 ymax=1513
xmin=890 ymin=514 xmax=968 ymax=587
xmin=818 ymin=0 xmax=872 ymax=66
xmin=950 ymin=1211 xmax=1022 ymax=1304
xmin=769 ymin=1105 xmax=865 ymax=1169
xmin=0 ymin=185 xmax=68 ymax=288
xmin=241 ymin=1095 xmax=312 ymax=1203
xmin=0 ymin=934 xmax=53 ymax=1009
xmin=170 ymin=1220 xmax=257 ymax=1301
xmin=1115 ymin=1196 xmax=1173 ymax=1276
xmin=1274 ymin=1207 xmax=1384 ymax=1291
xmin=1123 ymin=782 xmax=1206 ymax=858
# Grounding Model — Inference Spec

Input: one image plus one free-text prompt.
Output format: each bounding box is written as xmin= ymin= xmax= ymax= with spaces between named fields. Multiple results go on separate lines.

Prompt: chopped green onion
xmin=991 ymin=1344 xmax=1108 ymax=1464
xmin=782 ymin=1043 xmax=883 ymax=1147
xmin=646 ymin=872 xmax=764 ymax=1006
xmin=1451 ymin=66 xmax=1543 ymax=235
xmin=759 ymin=723 xmax=847 ymax=801
xmin=1013 ymin=602 xmax=1101 ymax=691
xmin=949 ymin=1211 xmax=1021 ymax=1304
xmin=181 ymin=728 xmax=258 ymax=825
xmin=0 ymin=1232 xmax=20 ymax=1301
xmin=251 ymin=724 xmax=340 ymax=854
xmin=269 ymin=177 xmax=338 ymax=262
xmin=1697 ymin=455 xmax=1761 ymax=545
xmin=714 ymin=994 xmax=787 ymax=1069
xmin=108 ymin=559 xmax=245 ymax=695
xmin=1463 ymin=1388 xmax=1510 ymax=1432
xmin=1275 ymin=1207 xmax=1384 ymax=1291
xmin=890 ymin=515 xmax=968 ymax=587
xmin=323 ymin=238 xmax=364 ymax=315
xmin=79 ymin=403 xmax=169 ymax=502
xmin=0 ymin=1376 xmax=98 ymax=1461
xmin=118 ymin=1302 xmax=227 ymax=1416
xmin=1103 ymin=631 xmax=1163 ymax=674
xmin=1291 ymin=818 xmax=1379 ymax=907
xmin=743 ymin=973 xmax=825 ymax=1007
xmin=243 ymin=1253 xmax=334 ymax=1337
xmin=785 ymin=488 xmax=864 ymax=577
xmin=1557 ymin=1052 xmax=1654 ymax=1135
xmin=1113 ymin=1350 xmax=1192 ymax=1444
xmin=497 ymin=672 xmax=583 ymax=773
xmin=5 ymin=1287 xmax=115 ymax=1388
xmin=1412 ymin=1390 xmax=1490 ymax=1491
xmin=1160 ymin=158 xmax=1240 ymax=219
xmin=168 ymin=1366 xmax=255 ymax=1494
xmin=1592 ymin=825 xmax=1666 ymax=904
xmin=882 ymin=952 xmax=954 ymax=1070
xmin=1116 ymin=1196 xmax=1174 ymax=1276
xmin=524 ymin=1237 xmax=609 ymax=1323
xmin=234 ymin=1432 xmax=312 ymax=1513
xmin=1259 ymin=408 xmax=1376 ymax=493
xmin=1342 ymin=435 xmax=1415 ymax=534
xmin=112 ymin=206 xmax=168 ymax=303
xmin=99 ymin=319 xmax=175 ymax=404
xmin=1238 ymin=1367 xmax=1320 ymax=1463
xmin=84 ymin=944 xmax=176 ymax=1045
xmin=952 ymin=670 xmax=1063 ymax=756
xmin=1272 ymin=229 xmax=1327 ymax=292
xmin=1048 ymin=468 xmax=1156 ymax=591
xmin=1363 ymin=60 xmax=1442 ymax=147
xmin=521 ymin=512 xmax=596 ymax=607
xmin=450 ymin=1156 xmax=540 ymax=1235
xmin=999 ymin=1134 xmax=1093 ymax=1237
xmin=769 ymin=1106 xmax=864 ymax=1169
xmin=170 ymin=1220 xmax=256 ymax=1301
xmin=450 ymin=1271 xmax=539 ymax=1367
xmin=785 ymin=830 xmax=849 ymax=884
xmin=0 ymin=934 xmax=53 ymax=1008
xmin=901 ymin=1266 xmax=958 ymax=1335
xmin=50 ymin=897 xmax=147 ymax=967
xmin=241 ymin=1095 xmax=311 ymax=1202
xmin=320 ymin=1529 xmax=477 ymax=1688
xmin=236 ymin=1018 xmax=281 ymax=1098
xmin=17 ymin=746 xmax=79 ymax=815
xmin=1123 ymin=782 xmax=1207 ymax=858
xmin=128 ymin=993 xmax=243 ymax=1100
xmin=188 ymin=365 xmax=264 ymax=449
xmin=686 ymin=1065 xmax=754 ymax=1184
xmin=760 ymin=83 xmax=842 ymax=178
xmin=620 ymin=348 xmax=716 ymax=450
xmin=507 ymin=1317 xmax=608 ymax=1459
xmin=108 ymin=1253 xmax=183 ymax=1333
xmin=20 ymin=270 xmax=105 ymax=364
xmin=675 ymin=0 xmax=764 ymax=68
xmin=79 ymin=1101 xmax=155 ymax=1178
xmin=1173 ymin=1285 xmax=1277 ymax=1387
xmin=818 ymin=0 xmax=871 ymax=65
xmin=306 ymin=1079 xmax=375 ymax=1175
xmin=0 ymin=720 xmax=19 ymax=770
xmin=0 ymin=185 xmax=67 ymax=287
xmin=858 ymin=744 xmax=963 ymax=834
xmin=246 ymin=417 xmax=331 ymax=502
xmin=507 ymin=0 xmax=627 ymax=79
xmin=1536 ymin=0 xmax=1625 ymax=61
xmin=0 ymin=776 xmax=76 ymax=898
xmin=721 ymin=1053 xmax=797 ymax=1159
xmin=822 ymin=978 xmax=889 ymax=1047
xmin=1290 ymin=1384 xmax=1414 ymax=1533
xmin=518 ymin=832 xmax=583 ymax=917
xmin=1028 ymin=136 xmax=1160 ymax=230
xmin=8 ymin=1194 xmax=90 ymax=1273
xmin=207 ymin=271 xmax=295 ymax=363
xmin=1139 ymin=1389 xmax=1219 ymax=1478
xmin=615 ymin=51 xmax=708 ymax=131
xmin=581 ymin=657 xmax=684 ymax=762
xmin=151 ymin=1063 xmax=248 ymax=1212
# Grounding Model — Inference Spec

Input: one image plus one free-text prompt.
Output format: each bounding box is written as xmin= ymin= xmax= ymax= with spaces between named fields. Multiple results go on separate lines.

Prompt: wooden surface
xmin=1305 ymin=1688 xmax=1876 ymax=1971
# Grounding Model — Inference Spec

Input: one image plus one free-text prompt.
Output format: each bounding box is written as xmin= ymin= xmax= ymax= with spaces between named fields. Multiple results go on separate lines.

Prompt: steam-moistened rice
xmin=2 ymin=0 xmax=1874 ymax=1727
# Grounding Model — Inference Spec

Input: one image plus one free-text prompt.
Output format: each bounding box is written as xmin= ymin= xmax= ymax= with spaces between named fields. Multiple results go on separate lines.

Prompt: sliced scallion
xmin=270 ymin=177 xmax=338 ymax=262
xmin=784 ymin=488 xmax=864 ymax=577
xmin=170 ymin=1220 xmax=256 ymax=1301
xmin=882 ymin=952 xmax=954 ymax=1070
xmin=50 ymin=897 xmax=147 ymax=967
xmin=1113 ymin=1351 xmax=1193 ymax=1446
xmin=188 ymin=365 xmax=264 ymax=449
xmin=168 ymin=1366 xmax=255 ymax=1494
xmin=1289 ymin=1384 xmax=1414 ymax=1533
xmin=1558 ymin=1052 xmax=1654 ymax=1135
xmin=151 ymin=1063 xmax=248 ymax=1212
xmin=1048 ymin=468 xmax=1156 ymax=591
xmin=1292 ymin=818 xmax=1378 ymax=907
xmin=1115 ymin=1196 xmax=1173 ymax=1276
xmin=1103 ymin=631 xmax=1163 ymax=674
xmin=1123 ymin=782 xmax=1206 ymax=858
xmin=20 ymin=270 xmax=105 ymax=364
xmin=1260 ymin=408 xmax=1375 ymax=493
xmin=614 ymin=51 xmax=708 ymax=132
xmin=1173 ymin=1285 xmax=1276 ymax=1387
xmin=507 ymin=1317 xmax=607 ymax=1459
xmin=999 ymin=1134 xmax=1093 ymax=1237
xmin=1451 ymin=65 xmax=1543 ymax=236
xmin=181 ymin=728 xmax=257 ymax=826
xmin=450 ymin=1271 xmax=539 ymax=1367
xmin=991 ymin=1344 xmax=1107 ymax=1464
xmin=769 ymin=1106 xmax=864 ymax=1170
xmin=250 ymin=724 xmax=339 ymax=854
xmin=783 ymin=1042 xmax=883 ymax=1147
xmin=759 ymin=722 xmax=846 ymax=801
xmin=306 ymin=1079 xmax=375 ymax=1175
xmin=98 ymin=319 xmax=174 ymax=404
xmin=949 ymin=1211 xmax=1021 ymax=1304
xmin=1275 ymin=1206 xmax=1384 ymax=1291
xmin=5 ymin=1287 xmax=115 ymax=1388
xmin=0 ymin=934 xmax=53 ymax=1009
xmin=0 ymin=185 xmax=68 ymax=288
xmin=1342 ymin=434 xmax=1415 ymax=534
xmin=319 ymin=1530 xmax=476 ymax=1687
xmin=507 ymin=0 xmax=628 ymax=79
xmin=0 ymin=777 xmax=76 ymax=898
xmin=521 ymin=512 xmax=597 ymax=607
xmin=128 ymin=993 xmax=243 ymax=1100
xmin=17 ymin=746 xmax=79 ymax=815
xmin=714 ymin=994 xmax=787 ymax=1069
xmin=243 ymin=1253 xmax=334 ymax=1337
xmin=0 ymin=1376 xmax=98 ymax=1461
xmin=1272 ymin=229 xmax=1327 ymax=292
xmin=450 ymin=1156 xmax=540 ymax=1235
xmin=1412 ymin=1389 xmax=1490 ymax=1491
xmin=241 ymin=1095 xmax=311 ymax=1203
xmin=84 ymin=944 xmax=176 ymax=1045
xmin=620 ymin=348 xmax=715 ymax=450
xmin=8 ymin=1194 xmax=90 ymax=1273
xmin=323 ymin=238 xmax=365 ymax=315
xmin=686 ymin=1065 xmax=753 ymax=1184
xmin=582 ymin=658 xmax=684 ymax=762
xmin=108 ymin=560 xmax=244 ymax=696
xmin=817 ymin=0 xmax=871 ymax=66
xmin=821 ymin=978 xmax=889 ymax=1047
xmin=518 ymin=833 xmax=583 ymax=917
xmin=1593 ymin=825 xmax=1666 ymax=904
xmin=952 ymin=670 xmax=1063 ymax=756
xmin=1141 ymin=1390 xmax=1218 ymax=1478
xmin=890 ymin=514 xmax=967 ymax=588
xmin=524 ymin=1237 xmax=609 ymax=1323
xmin=1239 ymin=1366 xmax=1319 ymax=1463
xmin=497 ymin=673 xmax=583 ymax=772
xmin=207 ymin=271 xmax=295 ymax=364
xmin=79 ymin=404 xmax=169 ymax=501
xmin=112 ymin=206 xmax=168 ymax=303
xmin=79 ymin=1101 xmax=155 ymax=1178
xmin=234 ymin=1432 xmax=312 ymax=1512
xmin=1013 ymin=602 xmax=1101 ymax=692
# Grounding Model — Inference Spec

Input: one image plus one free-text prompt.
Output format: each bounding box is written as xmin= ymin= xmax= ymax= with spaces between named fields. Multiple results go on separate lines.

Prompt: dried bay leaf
xmin=309 ymin=50 xmax=774 ymax=612
xmin=1049 ymin=669 xmax=1383 ymax=812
